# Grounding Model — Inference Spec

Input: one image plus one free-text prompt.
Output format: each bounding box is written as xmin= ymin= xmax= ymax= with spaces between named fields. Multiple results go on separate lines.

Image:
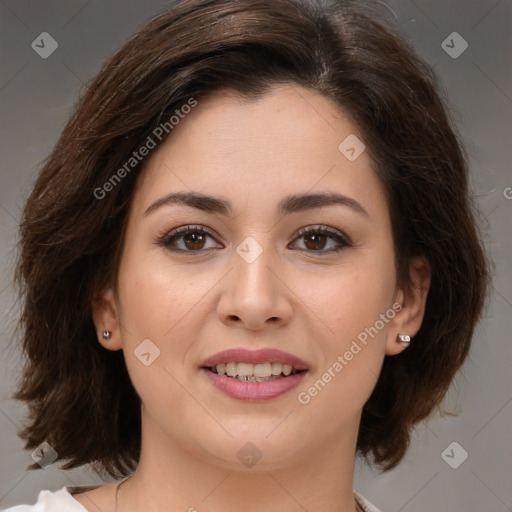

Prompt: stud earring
xmin=398 ymin=334 xmax=411 ymax=347
xmin=101 ymin=330 xmax=111 ymax=341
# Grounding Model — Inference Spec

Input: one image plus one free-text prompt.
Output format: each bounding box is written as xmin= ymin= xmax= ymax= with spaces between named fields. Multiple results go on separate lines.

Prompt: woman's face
xmin=95 ymin=85 xmax=427 ymax=470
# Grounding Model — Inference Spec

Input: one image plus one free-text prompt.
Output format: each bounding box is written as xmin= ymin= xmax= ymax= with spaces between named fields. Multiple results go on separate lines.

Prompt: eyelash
xmin=157 ymin=224 xmax=352 ymax=255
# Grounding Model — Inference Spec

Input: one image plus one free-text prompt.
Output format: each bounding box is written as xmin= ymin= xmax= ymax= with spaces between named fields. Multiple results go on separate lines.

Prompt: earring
xmin=101 ymin=330 xmax=111 ymax=341
xmin=398 ymin=334 xmax=411 ymax=347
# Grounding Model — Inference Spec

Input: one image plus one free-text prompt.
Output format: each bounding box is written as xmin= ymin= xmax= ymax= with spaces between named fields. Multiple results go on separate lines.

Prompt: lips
xmin=200 ymin=347 xmax=310 ymax=371
xmin=201 ymin=367 xmax=307 ymax=401
xmin=200 ymin=348 xmax=309 ymax=401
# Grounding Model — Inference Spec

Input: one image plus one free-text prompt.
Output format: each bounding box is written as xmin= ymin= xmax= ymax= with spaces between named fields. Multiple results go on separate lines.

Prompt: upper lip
xmin=201 ymin=348 xmax=309 ymax=371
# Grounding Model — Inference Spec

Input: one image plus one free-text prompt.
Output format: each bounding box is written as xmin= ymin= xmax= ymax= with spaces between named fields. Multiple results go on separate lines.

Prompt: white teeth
xmin=225 ymin=362 xmax=236 ymax=377
xmin=254 ymin=363 xmax=272 ymax=377
xmin=213 ymin=361 xmax=300 ymax=378
xmin=271 ymin=363 xmax=283 ymax=375
xmin=237 ymin=362 xmax=254 ymax=377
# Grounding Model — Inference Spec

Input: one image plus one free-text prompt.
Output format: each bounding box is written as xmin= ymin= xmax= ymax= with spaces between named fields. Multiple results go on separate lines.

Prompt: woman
xmin=4 ymin=0 xmax=489 ymax=511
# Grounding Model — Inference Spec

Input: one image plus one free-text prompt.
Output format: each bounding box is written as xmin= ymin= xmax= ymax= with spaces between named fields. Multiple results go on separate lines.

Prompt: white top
xmin=1 ymin=487 xmax=86 ymax=511
xmin=2 ymin=486 xmax=383 ymax=512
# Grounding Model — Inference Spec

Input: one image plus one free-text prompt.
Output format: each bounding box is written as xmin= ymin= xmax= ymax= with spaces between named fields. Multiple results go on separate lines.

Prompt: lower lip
xmin=201 ymin=368 xmax=308 ymax=402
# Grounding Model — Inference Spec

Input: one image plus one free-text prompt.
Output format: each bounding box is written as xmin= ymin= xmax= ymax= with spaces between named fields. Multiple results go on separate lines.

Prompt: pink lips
xmin=200 ymin=348 xmax=309 ymax=402
xmin=201 ymin=368 xmax=307 ymax=401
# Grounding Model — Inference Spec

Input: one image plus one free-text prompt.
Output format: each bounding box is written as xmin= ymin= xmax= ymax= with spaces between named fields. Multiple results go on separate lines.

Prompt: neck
xmin=117 ymin=407 xmax=361 ymax=512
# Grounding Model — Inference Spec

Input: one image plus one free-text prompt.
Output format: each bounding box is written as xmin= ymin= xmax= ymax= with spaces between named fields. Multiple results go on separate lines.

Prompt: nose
xmin=217 ymin=240 xmax=293 ymax=331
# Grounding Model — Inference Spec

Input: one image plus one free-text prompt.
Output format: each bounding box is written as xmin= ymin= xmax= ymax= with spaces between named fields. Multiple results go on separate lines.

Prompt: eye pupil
xmin=184 ymin=232 xmax=206 ymax=250
xmin=305 ymin=233 xmax=327 ymax=250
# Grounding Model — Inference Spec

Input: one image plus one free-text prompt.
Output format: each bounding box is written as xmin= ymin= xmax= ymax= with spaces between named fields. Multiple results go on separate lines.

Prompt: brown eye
xmin=181 ymin=231 xmax=207 ymax=250
xmin=291 ymin=226 xmax=351 ymax=253
xmin=159 ymin=225 xmax=222 ymax=253
xmin=303 ymin=232 xmax=328 ymax=251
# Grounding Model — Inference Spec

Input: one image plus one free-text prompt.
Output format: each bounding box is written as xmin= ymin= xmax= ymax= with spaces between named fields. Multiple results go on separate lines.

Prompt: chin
xmin=198 ymin=431 xmax=306 ymax=470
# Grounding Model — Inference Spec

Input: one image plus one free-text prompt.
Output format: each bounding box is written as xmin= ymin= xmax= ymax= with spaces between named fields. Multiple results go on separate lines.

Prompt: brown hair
xmin=13 ymin=0 xmax=489 ymax=477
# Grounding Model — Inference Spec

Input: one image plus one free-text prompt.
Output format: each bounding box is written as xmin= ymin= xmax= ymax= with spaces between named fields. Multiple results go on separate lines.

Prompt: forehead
xmin=132 ymin=85 xmax=387 ymax=220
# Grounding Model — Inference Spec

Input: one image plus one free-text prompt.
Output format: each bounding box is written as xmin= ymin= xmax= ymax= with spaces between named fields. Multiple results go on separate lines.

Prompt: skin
xmin=77 ymin=84 xmax=430 ymax=512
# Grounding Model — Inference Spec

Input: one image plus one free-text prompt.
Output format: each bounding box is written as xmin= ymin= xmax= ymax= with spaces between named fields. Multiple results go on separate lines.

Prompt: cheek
xmin=295 ymin=271 xmax=392 ymax=423
xmin=115 ymin=256 xmax=201 ymax=420
xmin=291 ymin=250 xmax=395 ymax=409
xmin=115 ymin=250 xmax=221 ymax=393
xmin=117 ymin=250 xmax=209 ymax=340
xmin=297 ymin=252 xmax=396 ymax=345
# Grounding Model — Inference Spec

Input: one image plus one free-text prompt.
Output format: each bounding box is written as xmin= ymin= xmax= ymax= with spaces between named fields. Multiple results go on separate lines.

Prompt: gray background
xmin=0 ymin=1 xmax=511 ymax=511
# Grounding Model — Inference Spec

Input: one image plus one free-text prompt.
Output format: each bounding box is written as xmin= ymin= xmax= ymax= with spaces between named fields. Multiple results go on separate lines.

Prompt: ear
xmin=386 ymin=256 xmax=431 ymax=356
xmin=91 ymin=287 xmax=123 ymax=351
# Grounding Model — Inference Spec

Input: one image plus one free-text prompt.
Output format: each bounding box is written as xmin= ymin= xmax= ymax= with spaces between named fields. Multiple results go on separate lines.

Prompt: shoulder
xmin=1 ymin=487 xmax=87 ymax=512
xmin=3 ymin=485 xmax=381 ymax=512
xmin=354 ymin=490 xmax=384 ymax=512
xmin=2 ymin=482 xmax=119 ymax=512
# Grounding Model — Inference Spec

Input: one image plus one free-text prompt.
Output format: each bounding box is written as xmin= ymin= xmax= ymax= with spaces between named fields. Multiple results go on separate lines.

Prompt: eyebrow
xmin=144 ymin=191 xmax=369 ymax=218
